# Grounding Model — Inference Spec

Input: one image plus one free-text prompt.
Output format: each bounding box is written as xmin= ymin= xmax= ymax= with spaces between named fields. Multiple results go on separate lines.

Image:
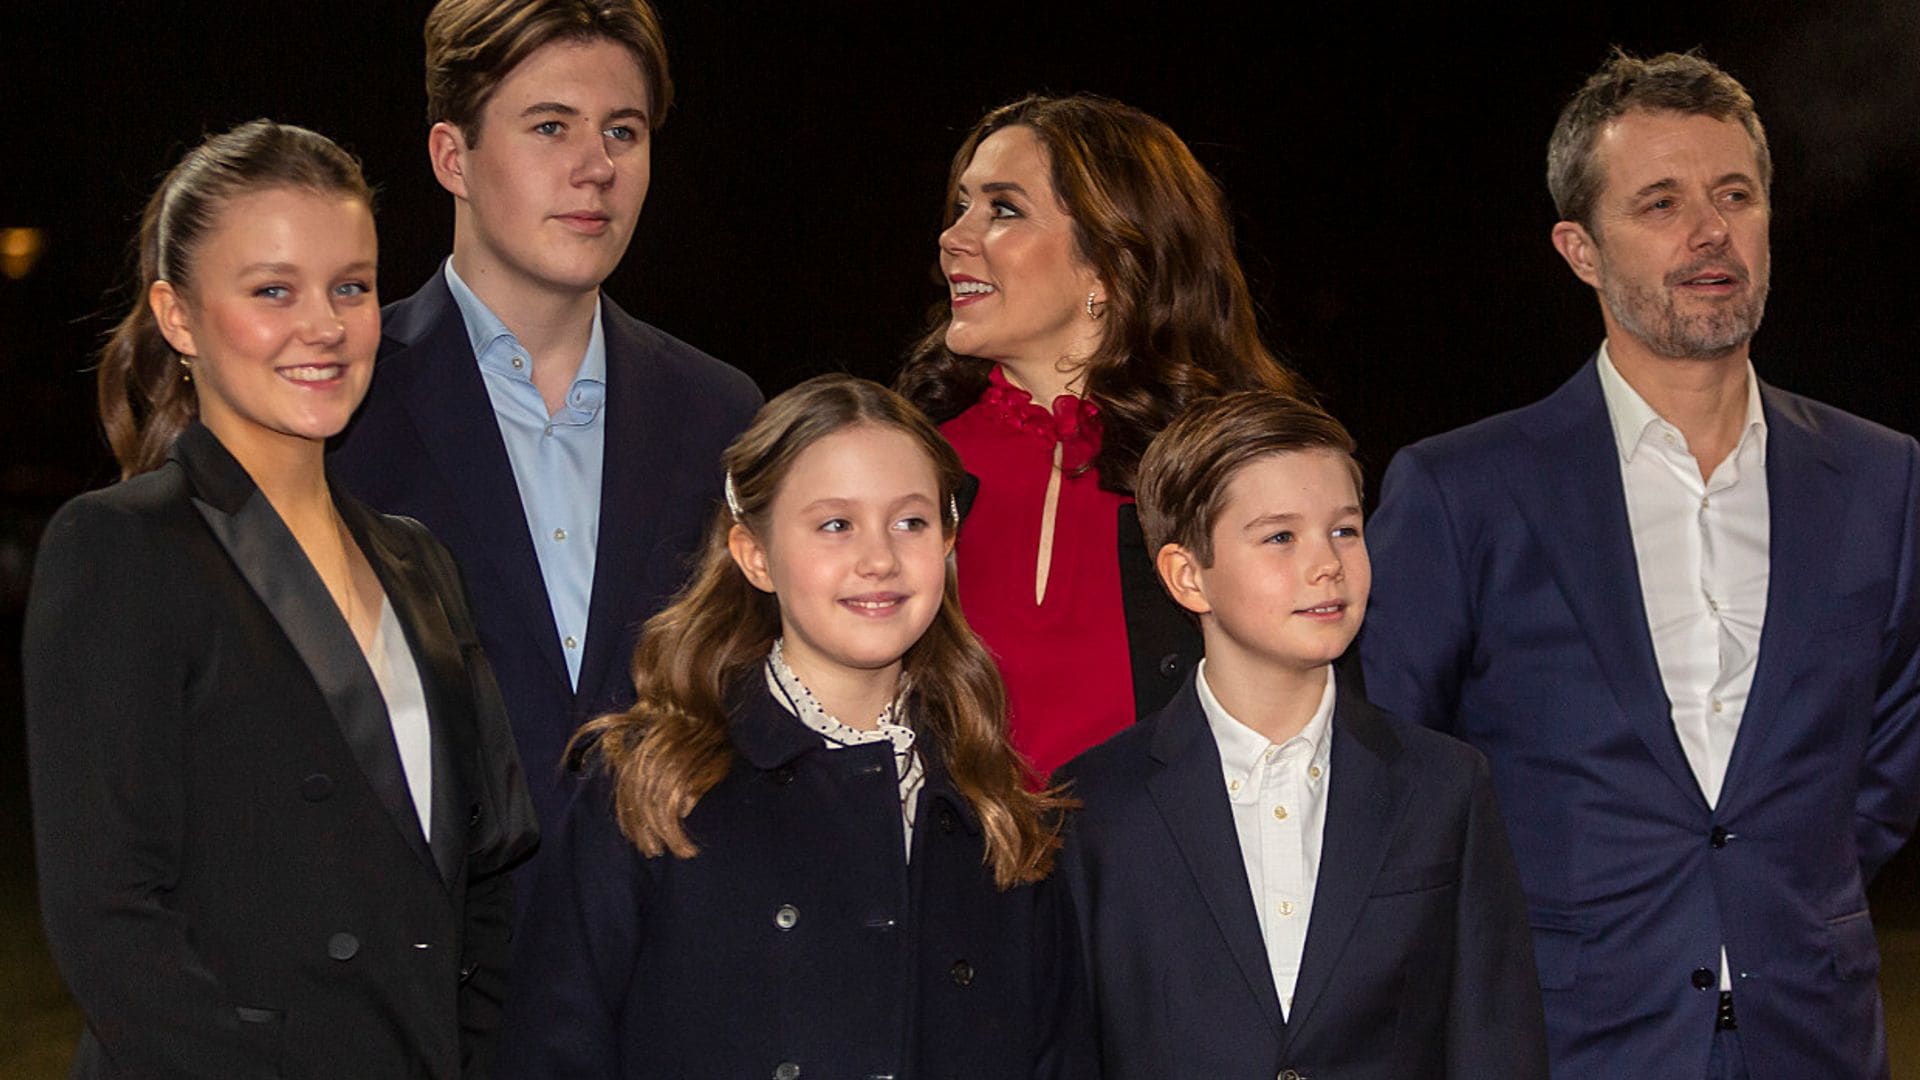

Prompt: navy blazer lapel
xmin=175 ymin=426 xmax=438 ymax=874
xmin=1719 ymin=383 xmax=1848 ymax=809
xmin=578 ymin=301 xmax=671 ymax=709
xmin=340 ymin=496 xmax=466 ymax=888
xmin=1145 ymin=682 xmax=1285 ymax=1037
xmin=1506 ymin=360 xmax=1704 ymax=808
xmin=1284 ymin=681 xmax=1403 ymax=1042
xmin=385 ymin=271 xmax=571 ymax=695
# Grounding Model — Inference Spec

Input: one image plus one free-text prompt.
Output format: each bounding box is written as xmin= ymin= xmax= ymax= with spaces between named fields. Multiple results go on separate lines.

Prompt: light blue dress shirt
xmin=444 ymin=259 xmax=605 ymax=689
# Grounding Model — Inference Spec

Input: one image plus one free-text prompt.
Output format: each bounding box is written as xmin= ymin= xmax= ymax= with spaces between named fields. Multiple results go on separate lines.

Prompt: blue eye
xmin=254 ymin=285 xmax=289 ymax=300
xmin=1333 ymin=524 xmax=1363 ymax=539
xmin=534 ymin=120 xmax=564 ymax=136
xmin=819 ymin=518 xmax=850 ymax=534
xmin=334 ymin=281 xmax=372 ymax=298
xmin=604 ymin=125 xmax=636 ymax=142
xmin=1264 ymin=530 xmax=1295 ymax=544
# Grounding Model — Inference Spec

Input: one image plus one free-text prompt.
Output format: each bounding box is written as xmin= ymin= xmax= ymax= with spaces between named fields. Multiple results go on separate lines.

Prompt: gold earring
xmin=178 ymin=356 xmax=192 ymax=383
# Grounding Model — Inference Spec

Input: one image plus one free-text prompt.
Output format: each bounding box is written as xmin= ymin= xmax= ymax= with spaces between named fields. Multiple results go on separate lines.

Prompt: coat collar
xmin=174 ymin=423 xmax=456 ymax=887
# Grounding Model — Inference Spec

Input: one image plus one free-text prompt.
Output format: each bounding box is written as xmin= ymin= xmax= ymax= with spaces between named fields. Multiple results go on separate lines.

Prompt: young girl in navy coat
xmin=497 ymin=375 xmax=1088 ymax=1079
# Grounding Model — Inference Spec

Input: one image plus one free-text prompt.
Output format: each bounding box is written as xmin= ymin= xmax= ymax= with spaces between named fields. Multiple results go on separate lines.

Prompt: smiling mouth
xmin=1295 ymin=601 xmax=1347 ymax=617
xmin=842 ymin=595 xmax=907 ymax=614
xmin=280 ymin=364 xmax=345 ymax=383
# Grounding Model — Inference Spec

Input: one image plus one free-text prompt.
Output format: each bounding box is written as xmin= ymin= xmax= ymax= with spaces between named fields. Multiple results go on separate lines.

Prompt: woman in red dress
xmin=898 ymin=94 xmax=1306 ymax=776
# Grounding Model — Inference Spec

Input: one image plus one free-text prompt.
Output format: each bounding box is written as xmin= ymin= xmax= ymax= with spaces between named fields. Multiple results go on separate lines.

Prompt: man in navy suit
xmin=1058 ymin=391 xmax=1546 ymax=1079
xmin=331 ymin=0 xmax=761 ymax=852
xmin=1361 ymin=51 xmax=1920 ymax=1078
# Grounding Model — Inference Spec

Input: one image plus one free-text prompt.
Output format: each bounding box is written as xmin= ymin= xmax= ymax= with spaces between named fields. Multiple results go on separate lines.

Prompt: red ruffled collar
xmin=978 ymin=366 xmax=1103 ymax=471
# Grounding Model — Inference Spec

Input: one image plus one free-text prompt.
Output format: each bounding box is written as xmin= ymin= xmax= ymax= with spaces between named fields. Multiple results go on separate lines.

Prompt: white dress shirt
xmin=1196 ymin=659 xmax=1336 ymax=1021
xmin=1598 ymin=342 xmax=1769 ymax=991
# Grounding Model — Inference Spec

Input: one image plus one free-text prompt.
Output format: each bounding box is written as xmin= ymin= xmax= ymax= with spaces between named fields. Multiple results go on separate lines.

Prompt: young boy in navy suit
xmin=1055 ymin=391 xmax=1547 ymax=1079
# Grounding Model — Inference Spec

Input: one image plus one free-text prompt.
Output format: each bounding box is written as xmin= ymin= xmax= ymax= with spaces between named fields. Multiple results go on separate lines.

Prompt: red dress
xmin=942 ymin=368 xmax=1136 ymax=777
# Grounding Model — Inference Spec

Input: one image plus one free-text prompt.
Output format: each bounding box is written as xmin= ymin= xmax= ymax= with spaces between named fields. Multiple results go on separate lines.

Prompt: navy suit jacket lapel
xmin=1146 ymin=682 xmax=1285 ymax=1039
xmin=175 ymin=425 xmax=439 ymax=877
xmin=384 ymin=270 xmax=571 ymax=696
xmin=1506 ymin=360 xmax=1705 ymax=808
xmin=341 ymin=496 xmax=466 ymax=888
xmin=577 ymin=302 xmax=668 ymax=710
xmin=1284 ymin=680 xmax=1404 ymax=1043
xmin=1719 ymin=383 xmax=1848 ymax=810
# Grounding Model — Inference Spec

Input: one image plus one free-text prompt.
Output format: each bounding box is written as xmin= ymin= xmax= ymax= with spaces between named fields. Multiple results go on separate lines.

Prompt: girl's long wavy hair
xmin=97 ymin=119 xmax=373 ymax=478
xmin=571 ymin=375 xmax=1068 ymax=887
xmin=897 ymin=93 xmax=1308 ymax=494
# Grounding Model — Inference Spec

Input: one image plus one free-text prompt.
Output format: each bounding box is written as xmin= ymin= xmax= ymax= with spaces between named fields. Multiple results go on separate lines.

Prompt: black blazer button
xmin=459 ymin=962 xmax=479 ymax=985
xmin=1280 ymin=1070 xmax=1306 ymax=1080
xmin=773 ymin=765 xmax=797 ymax=785
xmin=1691 ymin=967 xmax=1715 ymax=989
xmin=774 ymin=904 xmax=800 ymax=930
xmin=1157 ymin=652 xmax=1183 ymax=678
xmin=300 ymin=773 xmax=334 ymax=801
xmin=950 ymin=960 xmax=974 ymax=987
xmin=469 ymin=802 xmax=483 ymax=827
xmin=938 ymin=807 xmax=958 ymax=833
xmin=327 ymin=932 xmax=360 ymax=961
xmin=1709 ymin=825 xmax=1729 ymax=848
xmin=773 ymin=1063 xmax=801 ymax=1080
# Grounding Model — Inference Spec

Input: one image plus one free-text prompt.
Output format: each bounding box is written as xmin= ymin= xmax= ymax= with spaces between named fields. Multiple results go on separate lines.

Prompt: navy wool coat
xmin=496 ymin=677 xmax=1092 ymax=1079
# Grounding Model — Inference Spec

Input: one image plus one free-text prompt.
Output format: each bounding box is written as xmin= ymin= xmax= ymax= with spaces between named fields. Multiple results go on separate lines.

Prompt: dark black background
xmin=3 ymin=0 xmax=1918 ymax=1029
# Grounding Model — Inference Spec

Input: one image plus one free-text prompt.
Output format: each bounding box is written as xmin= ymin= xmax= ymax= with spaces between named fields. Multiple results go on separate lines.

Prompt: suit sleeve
xmin=407 ymin=525 xmax=540 ymax=1073
xmin=493 ymin=775 xmax=644 ymax=1078
xmin=1855 ymin=436 xmax=1920 ymax=881
xmin=1446 ymin=751 xmax=1549 ymax=1079
xmin=24 ymin=497 xmax=274 ymax=1077
xmin=1359 ymin=448 xmax=1476 ymax=733
xmin=1030 ymin=822 xmax=1101 ymax=1080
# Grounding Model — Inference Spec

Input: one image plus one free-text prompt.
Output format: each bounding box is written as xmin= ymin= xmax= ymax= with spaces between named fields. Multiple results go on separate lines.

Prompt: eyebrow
xmin=797 ymin=492 xmax=937 ymax=513
xmin=1630 ymin=172 xmax=1758 ymax=201
xmin=1241 ymin=506 xmax=1362 ymax=530
xmin=520 ymin=101 xmax=650 ymax=125
xmin=237 ymin=260 xmax=377 ymax=276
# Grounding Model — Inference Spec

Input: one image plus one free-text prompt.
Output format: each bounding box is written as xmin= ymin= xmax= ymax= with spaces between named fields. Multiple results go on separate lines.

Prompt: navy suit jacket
xmin=1360 ymin=359 xmax=1920 ymax=1077
xmin=1055 ymin=670 xmax=1546 ymax=1080
xmin=330 ymin=270 xmax=762 ymax=845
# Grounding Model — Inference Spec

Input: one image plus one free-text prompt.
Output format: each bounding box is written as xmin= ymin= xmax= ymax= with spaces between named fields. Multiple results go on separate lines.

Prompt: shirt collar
xmin=1596 ymin=340 xmax=1767 ymax=464
xmin=442 ymin=257 xmax=608 ymax=391
xmin=763 ymin=639 xmax=914 ymax=751
xmin=1196 ymin=660 xmax=1335 ymax=796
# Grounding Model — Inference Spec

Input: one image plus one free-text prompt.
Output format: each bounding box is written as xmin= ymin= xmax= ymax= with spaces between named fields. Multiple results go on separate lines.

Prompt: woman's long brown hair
xmin=897 ymin=93 xmax=1309 ymax=494
xmin=571 ymin=375 xmax=1068 ymax=888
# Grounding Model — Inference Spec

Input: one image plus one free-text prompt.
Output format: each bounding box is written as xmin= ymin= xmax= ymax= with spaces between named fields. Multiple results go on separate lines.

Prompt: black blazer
xmin=329 ymin=270 xmax=762 ymax=844
xmin=25 ymin=423 xmax=539 ymax=1079
xmin=1055 ymin=669 xmax=1547 ymax=1080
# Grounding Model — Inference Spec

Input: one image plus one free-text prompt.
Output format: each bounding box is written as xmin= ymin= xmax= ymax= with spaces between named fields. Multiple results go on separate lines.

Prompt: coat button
xmin=1709 ymin=825 xmax=1729 ymax=849
xmin=773 ymin=765 xmax=797 ymax=785
xmin=300 ymin=773 xmax=334 ymax=801
xmin=469 ymin=802 xmax=483 ymax=827
xmin=459 ymin=962 xmax=478 ymax=984
xmin=1158 ymin=652 xmax=1183 ymax=678
xmin=1279 ymin=1070 xmax=1306 ymax=1080
xmin=1691 ymin=967 xmax=1715 ymax=989
xmin=950 ymin=960 xmax=974 ymax=987
xmin=773 ymin=1063 xmax=801 ymax=1080
xmin=938 ymin=807 xmax=958 ymax=834
xmin=774 ymin=904 xmax=800 ymax=930
xmin=327 ymin=932 xmax=359 ymax=961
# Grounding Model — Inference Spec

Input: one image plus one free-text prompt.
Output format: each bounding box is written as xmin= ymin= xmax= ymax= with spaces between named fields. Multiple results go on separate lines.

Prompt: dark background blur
xmin=3 ymin=1 xmax=1917 ymax=1072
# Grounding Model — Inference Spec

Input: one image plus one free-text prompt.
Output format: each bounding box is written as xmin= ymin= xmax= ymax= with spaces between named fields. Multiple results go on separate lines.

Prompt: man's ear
xmin=148 ymin=280 xmax=197 ymax=358
xmin=428 ymin=122 xmax=473 ymax=200
xmin=728 ymin=524 xmax=775 ymax=594
xmin=1551 ymin=220 xmax=1603 ymax=289
xmin=1155 ymin=542 xmax=1213 ymax=617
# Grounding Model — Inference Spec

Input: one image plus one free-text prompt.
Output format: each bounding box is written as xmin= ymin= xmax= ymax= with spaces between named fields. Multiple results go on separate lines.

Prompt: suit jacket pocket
xmin=1369 ymin=859 xmax=1459 ymax=897
xmin=1828 ymin=909 xmax=1880 ymax=981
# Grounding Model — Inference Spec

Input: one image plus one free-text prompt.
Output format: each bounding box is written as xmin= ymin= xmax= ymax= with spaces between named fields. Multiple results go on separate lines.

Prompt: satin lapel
xmin=1505 ymin=364 xmax=1704 ymax=808
xmin=1146 ymin=690 xmax=1285 ymax=1037
xmin=176 ymin=430 xmax=436 ymax=872
xmin=342 ymin=499 xmax=467 ymax=889
xmin=1719 ymin=386 xmax=1846 ymax=811
xmin=577 ymin=306 xmax=667 ymax=708
xmin=1283 ymin=693 xmax=1403 ymax=1043
xmin=393 ymin=276 xmax=571 ymax=694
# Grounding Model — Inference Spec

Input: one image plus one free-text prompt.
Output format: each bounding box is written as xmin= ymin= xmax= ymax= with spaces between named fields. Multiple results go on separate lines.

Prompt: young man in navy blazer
xmin=1055 ymin=391 xmax=1546 ymax=1080
xmin=1360 ymin=52 xmax=1920 ymax=1078
xmin=331 ymin=0 xmax=762 ymax=855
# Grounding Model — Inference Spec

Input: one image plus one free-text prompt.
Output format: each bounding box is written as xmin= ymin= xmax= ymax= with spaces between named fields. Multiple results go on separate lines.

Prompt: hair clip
xmin=948 ymin=492 xmax=961 ymax=528
xmin=723 ymin=470 xmax=744 ymax=520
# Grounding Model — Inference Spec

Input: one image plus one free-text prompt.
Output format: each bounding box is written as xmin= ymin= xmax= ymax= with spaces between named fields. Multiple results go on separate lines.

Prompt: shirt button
xmin=543 ymin=424 xmax=554 ymax=437
xmin=511 ymin=356 xmax=524 ymax=369
xmin=553 ymin=528 xmax=567 ymax=541
xmin=1711 ymin=699 xmax=1724 ymax=714
xmin=1701 ymin=496 xmax=1711 ymax=509
xmin=1279 ymin=900 xmax=1295 ymax=917
xmin=1308 ymin=765 xmax=1322 ymax=780
xmin=774 ymin=904 xmax=800 ymax=930
xmin=564 ymin=635 xmax=578 ymax=650
xmin=1228 ymin=780 xmax=1241 ymax=793
xmin=1273 ymin=805 xmax=1289 ymax=821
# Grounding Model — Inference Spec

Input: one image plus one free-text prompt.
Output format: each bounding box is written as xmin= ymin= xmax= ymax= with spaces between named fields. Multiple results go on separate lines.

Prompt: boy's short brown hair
xmin=1137 ymin=391 xmax=1362 ymax=566
xmin=424 ymin=0 xmax=673 ymax=146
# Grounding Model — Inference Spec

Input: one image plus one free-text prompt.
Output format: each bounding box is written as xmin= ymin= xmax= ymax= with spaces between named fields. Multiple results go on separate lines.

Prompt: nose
xmin=1688 ymin=200 xmax=1730 ymax=249
xmin=1305 ymin=539 xmax=1345 ymax=584
xmin=299 ymin=294 xmax=347 ymax=347
xmin=576 ymin=136 xmax=616 ymax=187
xmin=940 ymin=206 xmax=981 ymax=258
xmin=855 ymin=527 xmax=900 ymax=579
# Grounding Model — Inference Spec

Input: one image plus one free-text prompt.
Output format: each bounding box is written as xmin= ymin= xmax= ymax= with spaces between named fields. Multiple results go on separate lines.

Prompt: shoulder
xmin=1388 ymin=364 xmax=1600 ymax=480
xmin=1360 ymin=699 xmax=1491 ymax=799
xmin=39 ymin=466 xmax=194 ymax=557
xmin=1056 ymin=714 xmax=1160 ymax=804
xmin=1763 ymin=382 xmax=1920 ymax=464
xmin=601 ymin=300 xmax=762 ymax=415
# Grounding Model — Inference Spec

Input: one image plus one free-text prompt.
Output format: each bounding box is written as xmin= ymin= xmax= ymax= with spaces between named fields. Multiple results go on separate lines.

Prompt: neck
xmin=1605 ymin=331 xmax=1752 ymax=476
xmin=1200 ymin=651 xmax=1330 ymax=745
xmin=206 ymin=419 xmax=332 ymax=520
xmin=449 ymin=248 xmax=599 ymax=372
xmin=997 ymin=358 xmax=1085 ymax=407
xmin=780 ymin=644 xmax=902 ymax=732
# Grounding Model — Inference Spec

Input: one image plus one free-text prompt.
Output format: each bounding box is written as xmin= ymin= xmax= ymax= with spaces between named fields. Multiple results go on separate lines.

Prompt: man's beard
xmin=1600 ymin=256 xmax=1770 ymax=360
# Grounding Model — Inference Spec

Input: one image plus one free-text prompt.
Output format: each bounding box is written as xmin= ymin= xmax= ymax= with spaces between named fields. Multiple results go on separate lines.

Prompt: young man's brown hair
xmin=424 ymin=0 xmax=673 ymax=145
xmin=1136 ymin=390 xmax=1362 ymax=566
